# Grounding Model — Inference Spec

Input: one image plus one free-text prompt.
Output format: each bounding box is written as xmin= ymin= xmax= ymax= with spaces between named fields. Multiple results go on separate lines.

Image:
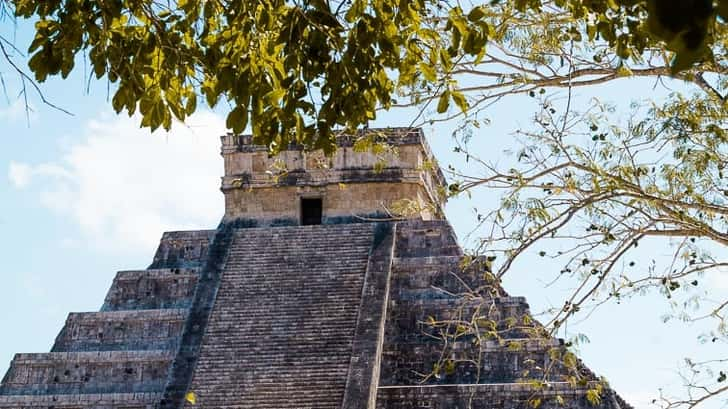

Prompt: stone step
xmin=391 ymin=255 xmax=508 ymax=297
xmin=101 ymin=268 xmax=200 ymax=311
xmin=380 ymin=338 xmax=572 ymax=385
xmin=149 ymin=230 xmax=216 ymax=269
xmin=52 ymin=309 xmax=187 ymax=352
xmin=0 ymin=392 xmax=162 ymax=408
xmin=194 ymin=357 xmax=352 ymax=371
xmin=228 ymin=222 xmax=374 ymax=239
xmin=376 ymin=382 xmax=619 ymax=409
xmin=184 ymin=382 xmax=345 ymax=408
xmin=202 ymin=315 xmax=360 ymax=332
xmin=0 ymin=351 xmax=173 ymax=396
xmin=384 ymin=298 xmax=536 ymax=341
xmin=394 ymin=220 xmax=463 ymax=258
xmin=182 ymin=224 xmax=374 ymax=408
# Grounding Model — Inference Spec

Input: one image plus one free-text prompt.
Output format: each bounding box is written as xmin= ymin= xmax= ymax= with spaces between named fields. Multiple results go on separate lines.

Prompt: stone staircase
xmin=182 ymin=223 xmax=375 ymax=409
xmin=0 ymin=231 xmax=214 ymax=409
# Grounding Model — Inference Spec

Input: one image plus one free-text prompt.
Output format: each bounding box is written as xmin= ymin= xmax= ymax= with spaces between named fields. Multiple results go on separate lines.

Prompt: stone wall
xmin=222 ymin=182 xmax=436 ymax=225
xmin=101 ymin=269 xmax=200 ymax=311
xmin=0 ymin=392 xmax=163 ymax=408
xmin=219 ymin=128 xmax=447 ymax=225
xmin=52 ymin=309 xmax=187 ymax=352
xmin=150 ymin=231 xmax=216 ymax=269
xmin=377 ymin=384 xmax=621 ymax=409
xmin=0 ymin=351 xmax=172 ymax=395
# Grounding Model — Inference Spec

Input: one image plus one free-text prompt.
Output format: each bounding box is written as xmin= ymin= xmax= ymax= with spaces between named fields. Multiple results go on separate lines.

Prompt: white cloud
xmin=9 ymin=161 xmax=72 ymax=188
xmin=0 ymin=99 xmax=38 ymax=123
xmin=8 ymin=111 xmax=226 ymax=251
xmin=8 ymin=162 xmax=31 ymax=187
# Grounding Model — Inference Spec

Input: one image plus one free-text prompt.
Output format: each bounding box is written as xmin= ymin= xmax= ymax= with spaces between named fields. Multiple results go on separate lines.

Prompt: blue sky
xmin=1 ymin=16 xmax=727 ymax=409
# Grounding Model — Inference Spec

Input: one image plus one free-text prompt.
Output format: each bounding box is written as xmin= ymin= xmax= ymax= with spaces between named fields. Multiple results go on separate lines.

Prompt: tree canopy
xmin=4 ymin=0 xmax=726 ymax=151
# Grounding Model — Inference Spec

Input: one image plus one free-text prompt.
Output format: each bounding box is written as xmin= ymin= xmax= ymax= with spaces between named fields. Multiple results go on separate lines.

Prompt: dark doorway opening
xmin=301 ymin=198 xmax=323 ymax=225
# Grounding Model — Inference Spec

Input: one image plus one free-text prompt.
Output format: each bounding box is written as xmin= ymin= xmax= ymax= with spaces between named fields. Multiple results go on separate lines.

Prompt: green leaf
xmin=226 ymin=105 xmax=248 ymax=134
xmin=111 ymin=89 xmax=125 ymax=113
xmin=467 ymin=6 xmax=485 ymax=22
xmin=444 ymin=359 xmax=456 ymax=375
xmin=616 ymin=65 xmax=633 ymax=77
xmin=185 ymin=93 xmax=197 ymax=116
xmin=439 ymin=49 xmax=452 ymax=71
xmin=437 ymin=90 xmax=450 ymax=113
xmin=419 ymin=63 xmax=437 ymax=82
xmin=586 ymin=389 xmax=602 ymax=406
xmin=586 ymin=24 xmax=596 ymax=41
xmin=451 ymin=90 xmax=468 ymax=112
xmin=345 ymin=0 xmax=365 ymax=22
xmin=264 ymin=88 xmax=286 ymax=105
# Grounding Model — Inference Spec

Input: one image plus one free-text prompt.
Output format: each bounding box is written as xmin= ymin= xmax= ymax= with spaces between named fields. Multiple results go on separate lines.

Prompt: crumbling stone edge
xmin=341 ymin=222 xmax=397 ymax=409
xmin=159 ymin=223 xmax=236 ymax=409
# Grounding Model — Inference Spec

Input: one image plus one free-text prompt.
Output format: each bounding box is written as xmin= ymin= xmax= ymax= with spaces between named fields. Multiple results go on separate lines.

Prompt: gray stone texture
xmin=0 ymin=128 xmax=631 ymax=409
xmin=52 ymin=309 xmax=188 ymax=352
xmin=150 ymin=231 xmax=216 ymax=269
xmin=101 ymin=269 xmax=200 ymax=312
xmin=183 ymin=223 xmax=374 ymax=408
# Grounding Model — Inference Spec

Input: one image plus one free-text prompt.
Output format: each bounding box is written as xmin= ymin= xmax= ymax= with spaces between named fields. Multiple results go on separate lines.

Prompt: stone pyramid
xmin=0 ymin=128 xmax=631 ymax=408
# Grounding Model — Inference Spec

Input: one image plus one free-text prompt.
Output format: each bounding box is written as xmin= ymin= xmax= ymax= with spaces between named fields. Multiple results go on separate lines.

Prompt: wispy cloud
xmin=9 ymin=161 xmax=72 ymax=188
xmin=7 ymin=111 xmax=226 ymax=251
xmin=0 ymin=99 xmax=38 ymax=123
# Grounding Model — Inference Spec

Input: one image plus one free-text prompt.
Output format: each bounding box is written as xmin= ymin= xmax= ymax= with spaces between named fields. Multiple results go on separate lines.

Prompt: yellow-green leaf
xmin=185 ymin=391 xmax=197 ymax=405
xmin=437 ymin=90 xmax=450 ymax=113
xmin=420 ymin=63 xmax=437 ymax=82
xmin=451 ymin=90 xmax=468 ymax=112
xmin=226 ymin=105 xmax=248 ymax=134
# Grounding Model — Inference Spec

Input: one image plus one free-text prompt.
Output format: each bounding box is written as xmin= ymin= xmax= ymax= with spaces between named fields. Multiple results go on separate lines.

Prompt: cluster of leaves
xmin=10 ymin=0 xmax=494 ymax=152
xmin=6 ymin=0 xmax=726 ymax=152
xmin=523 ymin=0 xmax=728 ymax=72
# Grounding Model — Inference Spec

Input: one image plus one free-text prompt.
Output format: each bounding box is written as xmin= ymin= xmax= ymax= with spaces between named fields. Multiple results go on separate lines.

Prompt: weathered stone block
xmin=376 ymin=383 xmax=622 ymax=409
xmin=1 ymin=351 xmax=172 ymax=395
xmin=0 ymin=392 xmax=162 ymax=408
xmin=394 ymin=221 xmax=462 ymax=258
xmin=150 ymin=231 xmax=215 ymax=269
xmin=101 ymin=269 xmax=199 ymax=311
xmin=52 ymin=309 xmax=187 ymax=352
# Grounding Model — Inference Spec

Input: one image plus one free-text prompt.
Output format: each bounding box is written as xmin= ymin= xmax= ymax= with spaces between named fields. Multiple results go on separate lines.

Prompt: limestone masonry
xmin=0 ymin=128 xmax=632 ymax=408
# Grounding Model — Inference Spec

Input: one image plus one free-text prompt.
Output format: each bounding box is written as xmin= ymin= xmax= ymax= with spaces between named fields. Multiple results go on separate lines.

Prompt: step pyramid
xmin=0 ymin=128 xmax=631 ymax=408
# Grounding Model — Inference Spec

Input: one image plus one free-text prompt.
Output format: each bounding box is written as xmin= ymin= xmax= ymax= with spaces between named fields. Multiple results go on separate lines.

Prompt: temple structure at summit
xmin=0 ymin=128 xmax=631 ymax=408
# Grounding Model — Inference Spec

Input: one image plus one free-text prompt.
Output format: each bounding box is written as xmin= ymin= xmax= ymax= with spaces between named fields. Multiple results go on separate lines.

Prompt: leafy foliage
xmin=5 ymin=0 xmax=727 ymax=151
